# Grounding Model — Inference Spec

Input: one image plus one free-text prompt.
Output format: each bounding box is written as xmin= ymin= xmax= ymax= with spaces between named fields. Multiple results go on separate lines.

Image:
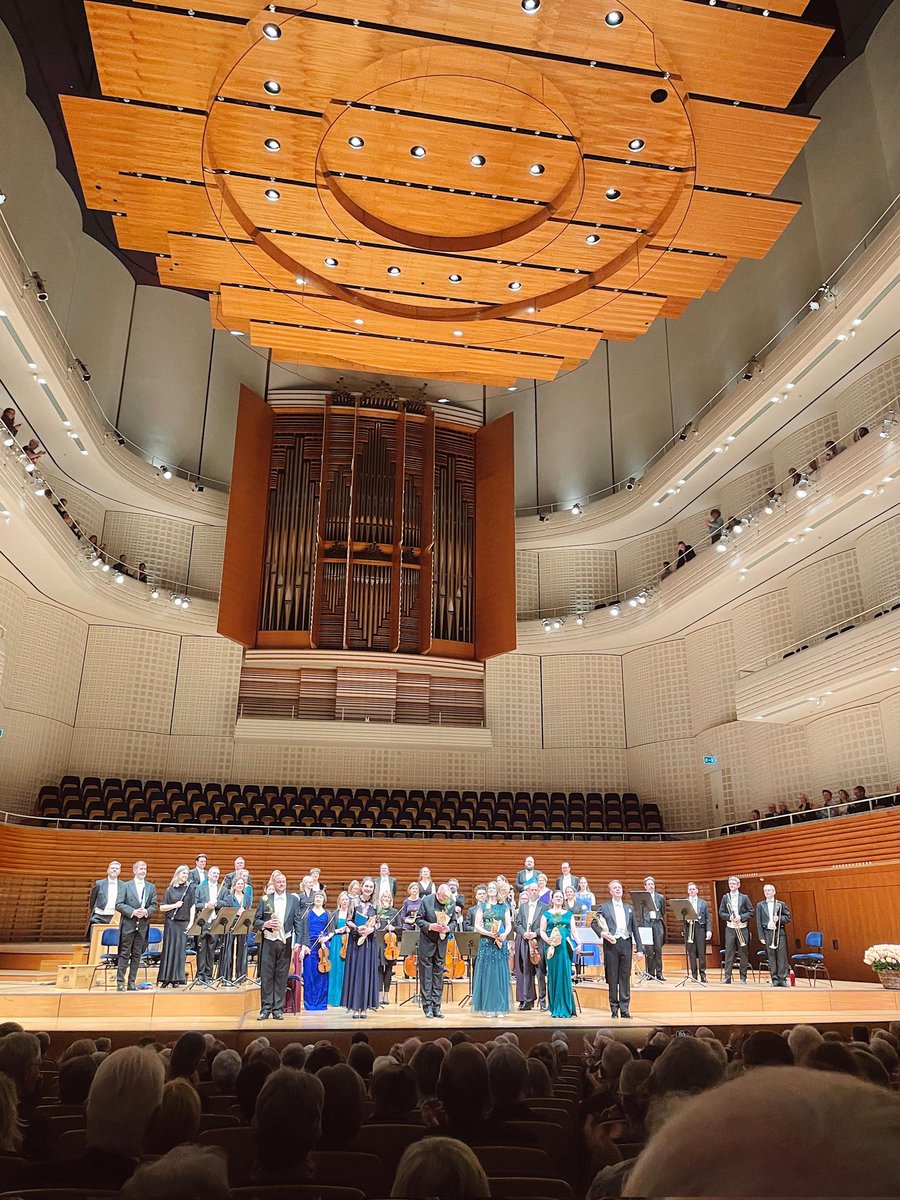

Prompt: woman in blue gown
xmin=342 ymin=876 xmax=380 ymax=1018
xmin=327 ymin=891 xmax=351 ymax=1007
xmin=472 ymin=881 xmax=512 ymax=1016
xmin=542 ymin=890 xmax=576 ymax=1018
xmin=300 ymin=891 xmax=331 ymax=1011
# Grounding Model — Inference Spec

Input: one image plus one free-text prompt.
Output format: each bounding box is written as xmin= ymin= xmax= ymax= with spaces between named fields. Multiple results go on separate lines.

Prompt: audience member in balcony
xmin=157 ymin=865 xmax=195 ymax=989
xmin=748 ymin=808 xmax=761 ymax=826
xmin=807 ymin=457 xmax=820 ymax=475
xmin=706 ymin=508 xmax=724 ymax=543
xmin=112 ymin=552 xmax=130 ymax=575
xmin=137 ymin=562 xmax=148 ymax=584
xmin=761 ymin=802 xmax=778 ymax=823
xmin=848 ymin=784 xmax=871 ymax=814
xmin=787 ymin=465 xmax=802 ymax=487
xmin=853 ymin=425 xmax=870 ymax=442
xmin=62 ymin=511 xmax=81 ymax=538
xmin=824 ymin=438 xmax=845 ymax=459
xmin=794 ymin=795 xmax=818 ymax=822
xmin=21 ymin=438 xmax=44 ymax=466
xmin=121 ymin=1144 xmax=227 ymax=1200
xmin=836 ymin=787 xmax=852 ymax=815
xmin=660 ymin=559 xmax=672 ymax=579
xmin=250 ymin=1067 xmax=323 ymax=1185
xmin=86 ymin=534 xmax=99 ymax=555
xmin=674 ymin=540 xmax=695 ymax=568
xmin=1 ymin=407 xmax=20 ymax=437
xmin=821 ymin=788 xmax=834 ymax=816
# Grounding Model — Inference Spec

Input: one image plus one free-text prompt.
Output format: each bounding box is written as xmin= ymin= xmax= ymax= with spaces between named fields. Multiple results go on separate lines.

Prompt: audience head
xmin=319 ymin=1062 xmax=366 ymax=1145
xmin=629 ymin=1067 xmax=900 ymax=1196
xmin=210 ymin=1047 xmax=241 ymax=1092
xmin=0 ymin=1073 xmax=21 ymax=1154
xmin=61 ymin=1037 xmax=97 ymax=1063
xmin=392 ymin=1136 xmax=490 ymax=1200
xmin=121 ymin=1144 xmax=228 ymax=1200
xmin=253 ymin=1067 xmax=323 ymax=1168
xmin=58 ymin=1053 xmax=98 ymax=1104
xmin=372 ymin=1062 xmax=419 ymax=1121
xmin=525 ymin=1055 xmax=552 ymax=1098
xmin=235 ymin=1056 xmax=276 ymax=1122
xmin=0 ymin=1031 xmax=41 ymax=1098
xmin=305 ymin=1041 xmax=342 ymax=1074
xmin=741 ymin=1031 xmax=794 ymax=1068
xmin=651 ymin=1035 xmax=725 ymax=1099
xmin=600 ymin=1039 xmax=633 ymax=1085
xmin=167 ymin=1031 xmax=207 ymax=1081
xmin=787 ymin=1024 xmax=824 ymax=1064
xmin=410 ymin=1040 xmax=444 ymax=1102
xmin=805 ymin=1041 xmax=861 ymax=1077
xmin=146 ymin=1077 xmax=201 ymax=1155
xmin=487 ymin=1043 xmax=529 ymax=1108
xmin=528 ymin=1041 xmax=558 ymax=1081
xmin=280 ymin=1043 xmax=309 ymax=1070
xmin=347 ymin=1041 xmax=375 ymax=1080
xmin=437 ymin=1043 xmax=491 ymax=1122
xmin=86 ymin=1046 xmax=165 ymax=1158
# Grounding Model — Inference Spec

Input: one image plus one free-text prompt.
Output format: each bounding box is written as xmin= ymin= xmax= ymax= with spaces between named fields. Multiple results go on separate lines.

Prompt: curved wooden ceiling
xmin=62 ymin=0 xmax=827 ymax=386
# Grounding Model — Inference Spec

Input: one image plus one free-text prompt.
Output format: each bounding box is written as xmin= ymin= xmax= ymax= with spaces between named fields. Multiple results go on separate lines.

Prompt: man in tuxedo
xmin=514 ymin=882 xmax=547 ymax=1011
xmin=416 ymin=883 xmax=458 ymax=1018
xmin=515 ymin=856 xmax=539 ymax=890
xmin=592 ymin=879 xmax=643 ymax=1018
xmin=253 ymin=870 xmax=301 ymax=1020
xmin=195 ymin=865 xmax=225 ymax=985
xmin=376 ymin=863 xmax=397 ymax=900
xmin=719 ymin=875 xmax=754 ymax=983
xmin=222 ymin=856 xmax=251 ymax=893
xmin=556 ymin=861 xmax=575 ymax=894
xmin=86 ymin=860 xmax=122 ymax=942
xmin=641 ymin=875 xmax=667 ymax=981
xmin=756 ymin=884 xmax=792 ymax=986
xmin=683 ymin=882 xmax=712 ymax=982
xmin=115 ymin=860 xmax=157 ymax=991
xmin=188 ymin=854 xmax=208 ymax=887
xmin=464 ymin=885 xmax=487 ymax=931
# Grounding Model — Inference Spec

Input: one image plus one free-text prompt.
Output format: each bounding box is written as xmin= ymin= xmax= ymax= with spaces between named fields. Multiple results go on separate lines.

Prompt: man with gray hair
xmin=121 ymin=1144 xmax=228 ymax=1200
xmin=786 ymin=1023 xmax=824 ymax=1064
xmin=210 ymin=1047 xmax=241 ymax=1093
xmin=718 ymin=875 xmax=753 ymax=984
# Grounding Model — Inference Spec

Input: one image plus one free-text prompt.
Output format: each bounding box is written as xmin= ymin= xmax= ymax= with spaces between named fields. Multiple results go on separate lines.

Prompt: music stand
xmin=184 ymin=911 xmax=213 ymax=990
xmin=227 ymin=910 xmax=255 ymax=986
xmin=399 ymin=929 xmax=421 ymax=1006
xmin=454 ymin=931 xmax=479 ymax=1007
xmin=572 ymin=923 xmax=601 ymax=984
xmin=671 ymin=899 xmax=706 ymax=987
xmin=629 ymin=889 xmax=659 ymax=983
xmin=205 ymin=906 xmax=238 ymax=987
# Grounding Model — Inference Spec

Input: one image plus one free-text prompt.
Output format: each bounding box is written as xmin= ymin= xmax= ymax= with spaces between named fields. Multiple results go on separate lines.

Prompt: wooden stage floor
xmin=1 ymin=973 xmax=897 ymax=1036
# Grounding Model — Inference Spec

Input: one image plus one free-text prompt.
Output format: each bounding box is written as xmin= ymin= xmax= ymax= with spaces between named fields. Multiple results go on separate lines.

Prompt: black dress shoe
xmin=523 ymin=1002 xmax=534 ymax=1011
xmin=117 ymin=986 xmax=125 ymax=993
xmin=434 ymin=1010 xmax=444 ymax=1018
xmin=272 ymin=1011 xmax=284 ymax=1020
xmin=700 ymin=974 xmax=708 ymax=983
xmin=539 ymin=1001 xmax=548 ymax=1012
xmin=657 ymin=975 xmax=667 ymax=982
xmin=610 ymin=1010 xmax=620 ymax=1018
xmin=423 ymin=1010 xmax=434 ymax=1019
xmin=127 ymin=985 xmax=137 ymax=992
xmin=621 ymin=1012 xmax=633 ymax=1019
xmin=258 ymin=1011 xmax=270 ymax=1020
xmin=517 ymin=1001 xmax=525 ymax=1010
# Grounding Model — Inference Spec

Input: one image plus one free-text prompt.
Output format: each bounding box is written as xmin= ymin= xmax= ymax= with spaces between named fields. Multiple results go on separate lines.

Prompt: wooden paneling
xmin=217 ymin=385 xmax=274 ymax=648
xmin=474 ymin=413 xmax=517 ymax=661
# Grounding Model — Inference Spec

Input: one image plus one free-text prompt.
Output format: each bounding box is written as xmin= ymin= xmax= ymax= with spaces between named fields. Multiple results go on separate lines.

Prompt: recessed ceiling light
xmin=324 ymin=257 xmax=338 ymax=267
xmin=353 ymin=318 xmax=364 ymax=326
xmin=263 ymin=80 xmax=281 ymax=95
xmin=526 ymin=306 xmax=535 ymax=313
xmin=229 ymin=330 xmax=243 ymax=336
xmin=262 ymin=22 xmax=281 ymax=39
xmin=605 ymin=9 xmax=624 ymax=24
xmin=521 ymin=0 xmax=540 ymax=10
xmin=585 ymin=233 xmax=600 ymax=244
xmin=348 ymin=135 xmax=364 ymax=149
xmin=295 ymin=276 xmax=306 ymax=285
xmin=387 ymin=265 xmax=401 ymax=276
xmin=605 ymin=187 xmax=621 ymax=201
xmin=411 ymin=145 xmax=427 ymax=158
xmin=470 ymin=154 xmax=486 ymax=167
xmin=529 ymin=163 xmax=545 ymax=176
xmin=264 ymin=138 xmax=281 ymax=152
xmin=264 ymin=188 xmax=280 ymax=201
xmin=508 ymin=281 xmax=522 ymax=291
xmin=628 ymin=138 xmax=645 ymax=152
xmin=449 ymin=273 xmax=462 ymax=283
xmin=508 ymin=386 xmax=517 ymax=392
xmin=437 ymin=396 xmax=450 ymax=404
xmin=453 ymin=330 xmax=463 ymax=337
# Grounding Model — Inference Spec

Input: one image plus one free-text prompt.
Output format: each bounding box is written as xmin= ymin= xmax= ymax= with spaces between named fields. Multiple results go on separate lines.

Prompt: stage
xmin=1 ymin=969 xmax=897 ymax=1039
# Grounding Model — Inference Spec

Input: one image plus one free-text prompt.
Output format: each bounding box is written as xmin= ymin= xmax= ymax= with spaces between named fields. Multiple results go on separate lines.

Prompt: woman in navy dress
xmin=158 ymin=865 xmax=194 ymax=987
xmin=472 ymin=881 xmax=512 ymax=1016
xmin=299 ymin=890 xmax=331 ymax=1011
xmin=342 ymin=876 xmax=380 ymax=1018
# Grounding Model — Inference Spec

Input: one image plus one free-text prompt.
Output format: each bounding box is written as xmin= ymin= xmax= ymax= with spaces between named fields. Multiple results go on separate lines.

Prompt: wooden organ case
xmin=219 ymin=385 xmax=515 ymax=719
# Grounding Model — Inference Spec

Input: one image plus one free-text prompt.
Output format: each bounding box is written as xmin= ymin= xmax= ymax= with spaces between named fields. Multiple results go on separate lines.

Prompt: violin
xmin=318 ymin=940 xmax=331 ymax=973
xmin=384 ymin=929 xmax=399 ymax=961
xmin=340 ymin=927 xmax=347 ymax=959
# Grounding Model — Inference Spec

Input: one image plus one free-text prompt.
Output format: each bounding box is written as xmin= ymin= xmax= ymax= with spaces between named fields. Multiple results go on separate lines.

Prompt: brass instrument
xmin=728 ymin=916 xmax=747 ymax=948
xmin=769 ymin=901 xmax=783 ymax=951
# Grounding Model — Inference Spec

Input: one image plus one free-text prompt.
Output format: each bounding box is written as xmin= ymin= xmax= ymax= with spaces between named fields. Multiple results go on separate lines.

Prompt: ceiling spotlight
xmin=743 ymin=356 xmax=761 ymax=380
xmin=715 ymin=538 xmax=730 ymax=554
xmin=263 ymin=80 xmax=281 ymax=95
xmin=149 ymin=587 xmax=160 ymax=600
xmin=809 ymin=283 xmax=835 ymax=311
xmin=605 ymin=187 xmax=621 ymax=201
xmin=411 ymin=145 xmax=427 ymax=158
xmin=348 ymin=136 xmax=365 ymax=149
xmin=552 ymin=618 xmax=564 ymax=630
xmin=181 ymin=596 xmax=191 ymax=609
xmin=605 ymin=9 xmax=624 ymax=23
xmin=295 ymin=276 xmax=306 ymax=285
xmin=161 ymin=466 xmax=173 ymax=480
xmin=171 ymin=594 xmax=182 ymax=607
xmin=91 ymin=556 xmax=102 ymax=568
xmin=264 ymin=138 xmax=281 ymax=152
xmin=794 ymin=475 xmax=810 ymax=498
xmin=437 ymin=397 xmax=449 ymax=404
xmin=0 ymin=187 xmax=5 ymax=204
xmin=585 ymin=233 xmax=600 ymax=244
xmin=628 ymin=597 xmax=638 ymax=608
xmin=470 ymin=154 xmax=486 ymax=167
xmin=262 ymin=21 xmax=281 ymax=38
xmin=28 ymin=272 xmax=49 ymax=302
xmin=453 ymin=330 xmax=463 ymax=337
xmin=353 ymin=318 xmax=365 ymax=327
xmin=508 ymin=281 xmax=522 ymax=291
xmin=69 ymin=357 xmax=91 ymax=382
xmin=449 ymin=274 xmax=462 ymax=283
xmin=732 ymin=519 xmax=745 ymax=534
xmin=66 ymin=429 xmax=79 ymax=439
xmin=114 ymin=571 xmax=126 ymax=584
xmin=529 ymin=163 xmax=545 ymax=176
xmin=625 ymin=476 xmax=636 ymax=491
xmin=33 ymin=480 xmax=47 ymax=496
xmin=575 ymin=613 xmax=585 ymax=626
xmin=2 ymin=436 xmax=13 ymax=447
xmin=538 ymin=510 xmax=550 ymax=522
xmin=264 ymin=188 xmax=280 ymax=201
xmin=542 ymin=617 xmax=552 ymax=632
xmin=628 ymin=138 xmax=645 ymax=151
xmin=879 ymin=412 xmax=897 ymax=437
xmin=571 ymin=502 xmax=583 ymax=516
xmin=229 ymin=330 xmax=243 ymax=336
xmin=387 ymin=265 xmax=401 ymax=276
xmin=24 ymin=461 xmax=35 ymax=474
xmin=324 ymin=257 xmax=339 ymax=267
xmin=610 ymin=604 xmax=621 ymax=617
xmin=521 ymin=0 xmax=541 ymax=10
xmin=637 ymin=590 xmax=648 ymax=605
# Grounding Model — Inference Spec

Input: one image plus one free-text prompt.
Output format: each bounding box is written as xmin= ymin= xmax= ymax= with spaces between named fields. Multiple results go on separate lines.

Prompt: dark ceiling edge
xmin=0 ymin=0 xmax=893 ymax=290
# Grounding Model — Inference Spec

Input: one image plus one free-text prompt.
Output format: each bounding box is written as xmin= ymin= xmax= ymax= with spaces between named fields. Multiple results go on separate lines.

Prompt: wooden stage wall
xmin=1 ymin=813 xmax=898 ymax=982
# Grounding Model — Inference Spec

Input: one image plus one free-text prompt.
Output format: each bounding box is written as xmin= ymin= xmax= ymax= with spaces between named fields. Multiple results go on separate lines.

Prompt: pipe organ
xmin=220 ymin=383 xmax=514 ymax=668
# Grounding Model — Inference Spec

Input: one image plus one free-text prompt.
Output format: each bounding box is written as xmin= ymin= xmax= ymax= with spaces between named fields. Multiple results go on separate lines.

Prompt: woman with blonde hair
xmin=157 ymin=865 xmax=194 ymax=988
xmin=392 ymin=1136 xmax=489 ymax=1199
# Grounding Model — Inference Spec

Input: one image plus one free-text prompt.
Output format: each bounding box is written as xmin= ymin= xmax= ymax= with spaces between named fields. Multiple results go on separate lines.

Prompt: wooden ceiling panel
xmin=67 ymin=0 xmax=824 ymax=386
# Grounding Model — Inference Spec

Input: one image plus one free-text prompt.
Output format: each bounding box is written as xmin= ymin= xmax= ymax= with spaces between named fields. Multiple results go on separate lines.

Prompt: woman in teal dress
xmin=541 ymin=890 xmax=576 ymax=1018
xmin=473 ymin=881 xmax=512 ymax=1016
xmin=327 ymin=891 xmax=351 ymax=1007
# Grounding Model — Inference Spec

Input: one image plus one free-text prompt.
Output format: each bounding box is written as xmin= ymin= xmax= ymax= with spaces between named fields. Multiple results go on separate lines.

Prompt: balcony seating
xmin=34 ymin=776 xmax=662 ymax=839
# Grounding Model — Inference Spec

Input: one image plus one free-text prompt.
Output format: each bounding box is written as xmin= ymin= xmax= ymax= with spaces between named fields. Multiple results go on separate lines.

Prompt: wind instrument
xmin=769 ymin=901 xmax=783 ymax=951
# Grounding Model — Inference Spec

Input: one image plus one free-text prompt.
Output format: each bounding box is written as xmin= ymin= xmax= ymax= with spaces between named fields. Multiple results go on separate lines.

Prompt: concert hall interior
xmin=1 ymin=0 xmax=900 ymax=1194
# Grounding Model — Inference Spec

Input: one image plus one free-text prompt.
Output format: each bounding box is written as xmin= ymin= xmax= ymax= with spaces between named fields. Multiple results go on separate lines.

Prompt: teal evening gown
xmin=545 ymin=909 xmax=576 ymax=1018
xmin=472 ymin=902 xmax=512 ymax=1014
xmin=327 ymin=913 xmax=348 ymax=1006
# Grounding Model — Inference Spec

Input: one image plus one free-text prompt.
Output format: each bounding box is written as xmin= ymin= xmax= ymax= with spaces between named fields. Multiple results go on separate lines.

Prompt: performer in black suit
xmin=464 ymin=885 xmax=487 ymax=931
xmin=515 ymin=856 xmax=539 ymax=890
xmin=683 ymin=882 xmax=711 ymax=982
xmin=592 ymin=880 xmax=643 ymax=1018
xmin=375 ymin=863 xmax=397 ymax=899
xmin=514 ymin=882 xmax=547 ymax=1011
xmin=718 ymin=875 xmax=754 ymax=983
xmin=194 ymin=865 xmax=226 ymax=985
xmin=86 ymin=860 xmax=122 ymax=942
xmin=555 ymin=861 xmax=576 ymax=894
xmin=222 ymin=855 xmax=251 ymax=894
xmin=188 ymin=854 xmax=208 ymax=888
xmin=641 ymin=875 xmax=667 ymax=981
xmin=115 ymin=861 xmax=157 ymax=991
xmin=252 ymin=871 xmax=301 ymax=1020
xmin=756 ymin=884 xmax=792 ymax=986
xmin=416 ymin=883 xmax=458 ymax=1018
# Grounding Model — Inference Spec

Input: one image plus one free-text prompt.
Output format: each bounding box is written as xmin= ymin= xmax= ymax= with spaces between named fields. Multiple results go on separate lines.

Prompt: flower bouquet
xmin=864 ymin=944 xmax=900 ymax=988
